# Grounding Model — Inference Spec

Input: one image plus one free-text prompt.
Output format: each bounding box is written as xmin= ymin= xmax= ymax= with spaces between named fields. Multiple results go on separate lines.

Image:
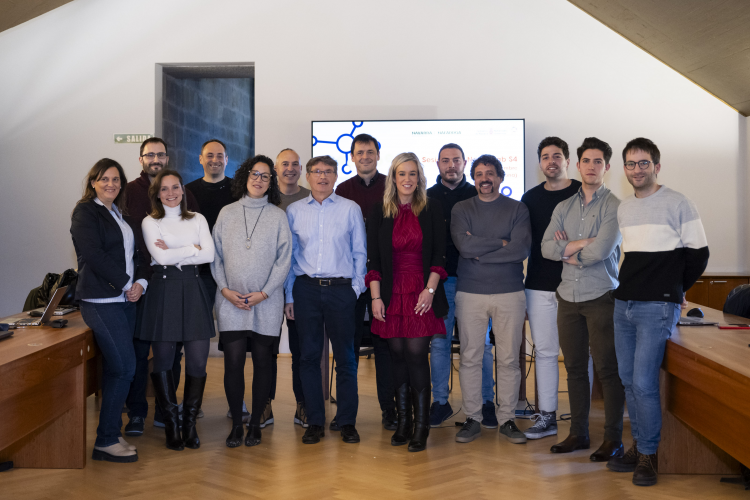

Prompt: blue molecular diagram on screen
xmin=313 ymin=121 xmax=378 ymax=175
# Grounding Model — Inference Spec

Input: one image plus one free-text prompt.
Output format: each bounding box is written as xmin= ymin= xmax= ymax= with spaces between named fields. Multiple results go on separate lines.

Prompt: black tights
xmin=152 ymin=340 xmax=209 ymax=378
xmin=387 ymin=336 xmax=432 ymax=392
xmin=223 ymin=337 xmax=277 ymax=427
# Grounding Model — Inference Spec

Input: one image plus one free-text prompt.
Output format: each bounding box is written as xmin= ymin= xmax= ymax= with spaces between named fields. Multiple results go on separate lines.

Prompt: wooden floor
xmin=4 ymin=355 xmax=746 ymax=499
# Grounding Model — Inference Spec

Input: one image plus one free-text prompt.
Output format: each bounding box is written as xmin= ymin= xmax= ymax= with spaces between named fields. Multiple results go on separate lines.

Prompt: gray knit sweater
xmin=211 ymin=195 xmax=292 ymax=336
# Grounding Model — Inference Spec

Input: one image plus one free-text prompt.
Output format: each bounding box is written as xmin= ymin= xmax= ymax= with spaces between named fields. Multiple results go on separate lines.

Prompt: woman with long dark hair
xmin=136 ymin=169 xmax=215 ymax=451
xmin=71 ymin=158 xmax=148 ymax=463
xmin=212 ymin=155 xmax=292 ymax=447
xmin=366 ymin=152 xmax=448 ymax=452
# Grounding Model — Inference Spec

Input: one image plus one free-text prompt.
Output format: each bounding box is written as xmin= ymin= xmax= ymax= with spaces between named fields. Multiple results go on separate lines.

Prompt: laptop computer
xmin=13 ymin=287 xmax=67 ymax=328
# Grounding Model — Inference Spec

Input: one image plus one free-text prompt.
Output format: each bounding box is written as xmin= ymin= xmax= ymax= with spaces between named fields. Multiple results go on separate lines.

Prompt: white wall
xmin=0 ymin=0 xmax=745 ymax=329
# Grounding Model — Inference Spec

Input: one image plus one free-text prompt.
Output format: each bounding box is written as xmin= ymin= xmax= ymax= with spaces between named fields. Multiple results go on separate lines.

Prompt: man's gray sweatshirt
xmin=451 ymin=195 xmax=531 ymax=294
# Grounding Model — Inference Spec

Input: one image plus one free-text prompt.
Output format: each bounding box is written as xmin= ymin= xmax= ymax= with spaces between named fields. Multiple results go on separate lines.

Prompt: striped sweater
xmin=614 ymin=186 xmax=709 ymax=304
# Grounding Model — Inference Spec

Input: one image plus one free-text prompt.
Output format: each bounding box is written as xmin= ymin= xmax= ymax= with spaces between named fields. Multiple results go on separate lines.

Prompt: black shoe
xmin=181 ymin=374 xmax=206 ymax=449
xmin=302 ymin=425 xmax=325 ymax=444
xmin=245 ymin=424 xmax=262 ymax=447
xmin=632 ymin=453 xmax=658 ymax=486
xmin=150 ymin=371 xmax=184 ymax=451
xmin=408 ymin=387 xmax=430 ymax=452
xmin=226 ymin=425 xmax=244 ymax=448
xmin=608 ymin=440 xmax=639 ymax=472
xmin=329 ymin=417 xmax=340 ymax=431
xmin=550 ymin=434 xmax=590 ymax=454
xmin=124 ymin=416 xmax=145 ymax=436
xmin=391 ymin=383 xmax=413 ymax=446
xmin=382 ymin=408 xmax=398 ymax=431
xmin=341 ymin=424 xmax=360 ymax=443
xmin=590 ymin=440 xmax=623 ymax=462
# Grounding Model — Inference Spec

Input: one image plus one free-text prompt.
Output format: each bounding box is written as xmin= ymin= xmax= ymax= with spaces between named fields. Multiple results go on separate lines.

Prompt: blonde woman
xmin=365 ymin=152 xmax=448 ymax=452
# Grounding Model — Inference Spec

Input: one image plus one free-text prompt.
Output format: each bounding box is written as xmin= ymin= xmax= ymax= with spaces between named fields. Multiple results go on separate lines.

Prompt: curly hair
xmin=232 ymin=155 xmax=282 ymax=206
xmin=470 ymin=154 xmax=505 ymax=180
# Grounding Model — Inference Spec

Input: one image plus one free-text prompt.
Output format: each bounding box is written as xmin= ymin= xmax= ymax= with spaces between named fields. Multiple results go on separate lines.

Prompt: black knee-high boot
xmin=182 ymin=374 xmax=206 ymax=449
xmin=391 ymin=383 xmax=413 ymax=446
xmin=408 ymin=387 xmax=430 ymax=452
xmin=151 ymin=371 xmax=184 ymax=451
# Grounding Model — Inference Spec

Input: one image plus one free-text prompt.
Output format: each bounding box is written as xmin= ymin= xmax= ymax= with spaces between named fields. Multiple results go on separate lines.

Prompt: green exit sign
xmin=114 ymin=134 xmax=153 ymax=144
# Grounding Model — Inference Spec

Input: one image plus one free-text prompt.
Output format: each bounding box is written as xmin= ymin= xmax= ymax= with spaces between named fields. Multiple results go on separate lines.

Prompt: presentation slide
xmin=311 ymin=119 xmax=525 ymax=200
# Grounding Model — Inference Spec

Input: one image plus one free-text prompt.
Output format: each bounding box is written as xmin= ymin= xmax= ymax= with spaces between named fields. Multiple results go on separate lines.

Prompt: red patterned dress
xmin=367 ymin=204 xmax=447 ymax=339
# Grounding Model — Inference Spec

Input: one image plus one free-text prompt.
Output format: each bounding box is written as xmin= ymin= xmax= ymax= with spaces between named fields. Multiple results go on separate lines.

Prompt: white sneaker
xmin=523 ymin=411 xmax=558 ymax=440
xmin=118 ymin=437 xmax=136 ymax=451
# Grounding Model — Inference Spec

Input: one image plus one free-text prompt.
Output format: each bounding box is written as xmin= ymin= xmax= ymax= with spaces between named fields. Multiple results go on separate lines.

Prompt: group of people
xmin=70 ymin=131 xmax=708 ymax=487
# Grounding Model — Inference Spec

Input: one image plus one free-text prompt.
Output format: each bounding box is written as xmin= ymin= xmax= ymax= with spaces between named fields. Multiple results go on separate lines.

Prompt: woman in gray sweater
xmin=211 ymin=155 xmax=292 ymax=448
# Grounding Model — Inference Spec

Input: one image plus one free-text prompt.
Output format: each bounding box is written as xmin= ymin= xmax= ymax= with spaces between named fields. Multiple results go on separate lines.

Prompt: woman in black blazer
xmin=366 ymin=152 xmax=448 ymax=452
xmin=70 ymin=158 xmax=149 ymax=463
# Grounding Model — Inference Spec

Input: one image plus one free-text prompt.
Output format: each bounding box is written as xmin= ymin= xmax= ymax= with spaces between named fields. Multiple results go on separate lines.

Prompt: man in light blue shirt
xmin=284 ymin=155 xmax=367 ymax=445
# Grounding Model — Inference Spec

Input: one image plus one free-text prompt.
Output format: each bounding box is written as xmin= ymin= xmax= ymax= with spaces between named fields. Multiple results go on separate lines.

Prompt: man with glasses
xmin=122 ymin=137 xmax=199 ymax=436
xmin=426 ymin=143 xmax=497 ymax=428
xmin=541 ymin=137 xmax=625 ymax=462
xmin=607 ymin=138 xmax=708 ymax=486
xmin=334 ymin=133 xmax=397 ymax=432
xmin=275 ymin=148 xmax=311 ymax=428
xmin=284 ymin=155 xmax=366 ymax=444
xmin=520 ymin=137 xmax=581 ymax=440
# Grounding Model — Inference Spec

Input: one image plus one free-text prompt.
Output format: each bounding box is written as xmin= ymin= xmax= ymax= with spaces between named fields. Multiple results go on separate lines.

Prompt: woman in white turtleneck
xmin=136 ymin=169 xmax=215 ymax=452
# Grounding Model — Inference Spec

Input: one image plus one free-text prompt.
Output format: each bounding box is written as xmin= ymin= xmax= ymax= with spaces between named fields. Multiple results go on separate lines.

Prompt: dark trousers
xmin=79 ymin=301 xmax=136 ymax=447
xmin=557 ymin=291 xmax=625 ymax=442
xmin=294 ymin=278 xmax=358 ymax=427
xmin=287 ymin=317 xmax=304 ymax=403
xmin=353 ymin=289 xmax=395 ymax=412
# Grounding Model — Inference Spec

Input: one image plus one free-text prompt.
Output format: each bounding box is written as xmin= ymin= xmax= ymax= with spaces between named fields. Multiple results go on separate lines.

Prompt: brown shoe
xmin=550 ymin=434 xmax=590 ymax=454
xmin=590 ymin=440 xmax=624 ymax=462
xmin=632 ymin=453 xmax=658 ymax=486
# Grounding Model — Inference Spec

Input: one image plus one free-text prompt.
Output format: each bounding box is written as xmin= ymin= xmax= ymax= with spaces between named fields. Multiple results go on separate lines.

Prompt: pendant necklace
xmin=243 ymin=205 xmax=265 ymax=249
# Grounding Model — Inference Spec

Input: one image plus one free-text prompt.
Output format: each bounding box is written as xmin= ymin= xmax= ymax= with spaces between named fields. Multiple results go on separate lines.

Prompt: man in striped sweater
xmin=608 ymin=138 xmax=709 ymax=486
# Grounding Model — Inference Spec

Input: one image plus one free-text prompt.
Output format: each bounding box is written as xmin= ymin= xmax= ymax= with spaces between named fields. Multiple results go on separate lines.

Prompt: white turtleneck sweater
xmin=142 ymin=205 xmax=215 ymax=268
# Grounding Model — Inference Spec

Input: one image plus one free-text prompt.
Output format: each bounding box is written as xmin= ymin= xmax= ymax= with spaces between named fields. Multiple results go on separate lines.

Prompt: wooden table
xmin=659 ymin=306 xmax=750 ymax=474
xmin=0 ymin=312 xmax=99 ymax=469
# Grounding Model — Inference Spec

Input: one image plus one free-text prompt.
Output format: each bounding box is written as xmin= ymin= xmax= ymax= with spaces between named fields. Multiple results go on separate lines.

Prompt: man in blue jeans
xmin=426 ymin=143 xmax=496 ymax=428
xmin=609 ymin=138 xmax=709 ymax=486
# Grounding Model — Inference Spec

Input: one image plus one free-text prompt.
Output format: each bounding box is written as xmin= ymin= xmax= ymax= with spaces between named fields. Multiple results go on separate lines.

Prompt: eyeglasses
xmin=141 ymin=153 xmax=167 ymax=160
xmin=310 ymin=169 xmax=336 ymax=177
xmin=624 ymin=160 xmax=652 ymax=170
xmin=250 ymin=171 xmax=271 ymax=182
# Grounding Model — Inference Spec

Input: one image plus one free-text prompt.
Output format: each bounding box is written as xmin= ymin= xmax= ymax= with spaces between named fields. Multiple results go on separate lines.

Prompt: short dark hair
xmin=232 ymin=155 xmax=282 ymax=206
xmin=77 ymin=158 xmax=128 ymax=213
xmin=438 ymin=143 xmax=465 ymax=160
xmin=148 ymin=169 xmax=194 ymax=221
xmin=306 ymin=155 xmax=338 ymax=174
xmin=350 ymin=134 xmax=380 ymax=155
xmin=470 ymin=154 xmax=505 ymax=180
xmin=140 ymin=137 xmax=168 ymax=157
xmin=622 ymin=137 xmax=660 ymax=165
xmin=537 ymin=137 xmax=569 ymax=161
xmin=576 ymin=137 xmax=612 ymax=164
xmin=200 ymin=139 xmax=227 ymax=154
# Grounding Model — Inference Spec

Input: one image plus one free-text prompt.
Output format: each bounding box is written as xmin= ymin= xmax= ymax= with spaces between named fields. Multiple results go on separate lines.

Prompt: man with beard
xmin=542 ymin=137 xmax=625 ymax=463
xmin=334 ymin=134 xmax=396 ymax=431
xmin=607 ymin=138 xmax=708 ymax=486
xmin=275 ymin=148 xmax=311 ymax=428
xmin=520 ymin=137 xmax=581 ymax=440
xmin=122 ymin=137 xmax=199 ymax=435
xmin=451 ymin=155 xmax=531 ymax=444
xmin=425 ymin=143 xmax=497 ymax=428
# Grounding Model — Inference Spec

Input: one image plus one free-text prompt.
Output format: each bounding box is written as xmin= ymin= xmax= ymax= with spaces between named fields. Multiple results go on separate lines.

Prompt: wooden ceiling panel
xmin=569 ymin=0 xmax=750 ymax=116
xmin=0 ymin=0 xmax=75 ymax=34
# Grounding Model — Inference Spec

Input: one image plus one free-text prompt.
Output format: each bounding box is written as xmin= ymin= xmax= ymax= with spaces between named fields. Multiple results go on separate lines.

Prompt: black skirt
xmin=136 ymin=264 xmax=216 ymax=342
xmin=218 ymin=330 xmax=280 ymax=353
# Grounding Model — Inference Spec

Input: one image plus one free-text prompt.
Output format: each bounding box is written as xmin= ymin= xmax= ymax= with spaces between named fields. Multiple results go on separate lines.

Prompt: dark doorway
xmin=156 ymin=63 xmax=254 ymax=182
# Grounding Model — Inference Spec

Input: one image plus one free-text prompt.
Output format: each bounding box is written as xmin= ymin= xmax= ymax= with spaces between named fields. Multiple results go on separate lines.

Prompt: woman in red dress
xmin=366 ymin=152 xmax=448 ymax=452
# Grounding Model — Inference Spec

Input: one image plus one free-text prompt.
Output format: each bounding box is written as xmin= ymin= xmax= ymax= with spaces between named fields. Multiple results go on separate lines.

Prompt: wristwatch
xmin=426 ymin=287 xmax=435 ymax=295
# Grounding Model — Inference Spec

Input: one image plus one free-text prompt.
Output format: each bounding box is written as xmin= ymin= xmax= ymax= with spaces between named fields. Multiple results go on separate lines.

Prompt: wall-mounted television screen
xmin=311 ymin=119 xmax=525 ymax=200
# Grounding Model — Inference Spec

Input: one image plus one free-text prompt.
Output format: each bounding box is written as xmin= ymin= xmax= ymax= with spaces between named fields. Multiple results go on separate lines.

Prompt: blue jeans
xmin=614 ymin=299 xmax=680 ymax=455
xmin=80 ymin=301 xmax=136 ymax=447
xmin=293 ymin=278 xmax=359 ymax=427
xmin=430 ymin=276 xmax=494 ymax=405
